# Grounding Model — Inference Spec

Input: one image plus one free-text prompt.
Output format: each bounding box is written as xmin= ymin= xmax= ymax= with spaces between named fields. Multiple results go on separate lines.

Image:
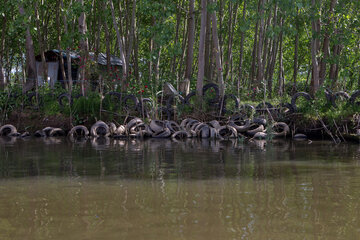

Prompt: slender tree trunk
xmin=266 ymin=3 xmax=278 ymax=97
xmin=56 ymin=0 xmax=67 ymax=89
xmin=319 ymin=0 xmax=336 ymax=85
xmin=95 ymin=8 xmax=101 ymax=57
xmin=293 ymin=9 xmax=299 ymax=92
xmin=224 ymin=2 xmax=238 ymax=82
xmin=278 ymin=18 xmax=284 ymax=96
xmin=148 ymin=37 xmax=153 ymax=84
xmin=218 ymin=0 xmax=224 ymax=60
xmin=78 ymin=0 xmax=89 ymax=95
xmin=90 ymin=0 xmax=97 ymax=51
xmin=154 ymin=47 xmax=161 ymax=94
xmin=249 ymin=5 xmax=259 ymax=88
xmin=61 ymin=0 xmax=73 ymax=92
xmin=103 ymin=16 xmax=112 ymax=75
xmin=256 ymin=0 xmax=265 ymax=88
xmin=204 ymin=7 xmax=212 ymax=81
xmin=185 ymin=0 xmax=195 ymax=82
xmin=148 ymin=17 xmax=155 ymax=84
xmin=330 ymin=44 xmax=342 ymax=87
xmin=0 ymin=61 xmax=4 ymax=89
xmin=42 ymin=8 xmax=50 ymax=51
xmin=0 ymin=14 xmax=6 ymax=89
xmin=229 ymin=3 xmax=239 ymax=85
xmin=5 ymin=53 xmax=11 ymax=83
xmin=329 ymin=44 xmax=338 ymax=84
xmin=171 ymin=0 xmax=184 ymax=74
xmin=35 ymin=3 xmax=48 ymax=86
xmin=210 ymin=1 xmax=224 ymax=96
xmin=261 ymin=9 xmax=271 ymax=81
xmin=310 ymin=0 xmax=320 ymax=95
xmin=178 ymin=16 xmax=188 ymax=80
xmin=196 ymin=0 xmax=207 ymax=97
xmin=133 ymin=32 xmax=140 ymax=83
xmin=238 ymin=0 xmax=247 ymax=96
xmin=125 ymin=0 xmax=136 ymax=78
xmin=109 ymin=0 xmax=127 ymax=91
xmin=19 ymin=5 xmax=37 ymax=93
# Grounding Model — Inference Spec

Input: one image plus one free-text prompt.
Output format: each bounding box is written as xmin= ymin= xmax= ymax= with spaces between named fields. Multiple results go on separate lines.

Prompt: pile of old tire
xmin=0 ymin=124 xmax=31 ymax=138
xmin=324 ymin=89 xmax=350 ymax=108
xmin=34 ymin=127 xmax=66 ymax=137
xmin=349 ymin=90 xmax=360 ymax=105
xmin=291 ymin=92 xmax=312 ymax=112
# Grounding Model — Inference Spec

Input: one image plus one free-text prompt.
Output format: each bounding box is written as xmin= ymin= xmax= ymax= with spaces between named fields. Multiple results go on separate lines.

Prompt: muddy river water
xmin=0 ymin=137 xmax=360 ymax=239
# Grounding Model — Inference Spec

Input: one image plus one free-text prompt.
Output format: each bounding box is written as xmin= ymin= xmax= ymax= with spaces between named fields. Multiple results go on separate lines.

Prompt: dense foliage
xmin=0 ymin=0 xmax=359 ymax=114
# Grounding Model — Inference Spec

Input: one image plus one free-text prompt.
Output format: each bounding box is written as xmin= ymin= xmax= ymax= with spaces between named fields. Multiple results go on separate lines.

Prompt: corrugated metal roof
xmin=40 ymin=50 xmax=123 ymax=66
xmin=89 ymin=52 xmax=123 ymax=66
xmin=52 ymin=49 xmax=80 ymax=59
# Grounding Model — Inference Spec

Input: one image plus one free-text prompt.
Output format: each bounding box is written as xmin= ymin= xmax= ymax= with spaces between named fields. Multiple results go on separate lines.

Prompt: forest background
xmin=0 ymin=0 xmax=359 ymax=121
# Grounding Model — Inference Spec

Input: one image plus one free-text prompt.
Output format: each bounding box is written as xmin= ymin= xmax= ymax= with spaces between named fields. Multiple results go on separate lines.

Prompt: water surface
xmin=0 ymin=137 xmax=360 ymax=239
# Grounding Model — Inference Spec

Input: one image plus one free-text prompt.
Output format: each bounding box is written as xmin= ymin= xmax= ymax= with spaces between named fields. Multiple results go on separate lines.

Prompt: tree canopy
xmin=0 ymin=0 xmax=359 ymax=97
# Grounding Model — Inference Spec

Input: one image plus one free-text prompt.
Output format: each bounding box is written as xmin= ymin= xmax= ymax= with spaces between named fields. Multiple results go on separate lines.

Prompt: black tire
xmin=331 ymin=91 xmax=350 ymax=108
xmin=202 ymin=83 xmax=220 ymax=104
xmin=184 ymin=91 xmax=196 ymax=105
xmin=68 ymin=125 xmax=89 ymax=138
xmin=230 ymin=114 xmax=245 ymax=122
xmin=324 ymin=89 xmax=333 ymax=104
xmin=106 ymin=91 xmax=123 ymax=100
xmin=252 ymin=117 xmax=267 ymax=126
xmin=349 ymin=90 xmax=360 ymax=105
xmin=221 ymin=94 xmax=240 ymax=115
xmin=0 ymin=124 xmax=17 ymax=136
xmin=171 ymin=130 xmax=189 ymax=140
xmin=158 ymin=107 xmax=173 ymax=120
xmin=73 ymin=93 xmax=83 ymax=99
xmin=166 ymin=95 xmax=185 ymax=109
xmin=255 ymin=102 xmax=274 ymax=115
xmin=104 ymin=91 xmax=123 ymax=111
xmin=239 ymin=104 xmax=255 ymax=118
xmin=10 ymin=92 xmax=20 ymax=100
xmin=165 ymin=120 xmax=181 ymax=133
xmin=279 ymin=103 xmax=294 ymax=114
xmin=122 ymin=94 xmax=139 ymax=112
xmin=137 ymin=98 xmax=153 ymax=118
xmin=26 ymin=92 xmax=43 ymax=109
xmin=291 ymin=92 xmax=312 ymax=112
xmin=58 ymin=93 xmax=73 ymax=108
xmin=44 ymin=93 xmax=56 ymax=100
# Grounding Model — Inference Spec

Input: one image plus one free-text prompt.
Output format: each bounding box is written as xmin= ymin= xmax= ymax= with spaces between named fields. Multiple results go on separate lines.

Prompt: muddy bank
xmin=5 ymin=111 xmax=72 ymax=133
xmin=1 ymin=111 xmax=359 ymax=143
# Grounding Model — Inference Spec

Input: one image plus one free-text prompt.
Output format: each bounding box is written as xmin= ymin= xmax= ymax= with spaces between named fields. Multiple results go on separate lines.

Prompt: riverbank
xmin=1 ymin=84 xmax=359 ymax=142
xmin=1 ymin=109 xmax=359 ymax=143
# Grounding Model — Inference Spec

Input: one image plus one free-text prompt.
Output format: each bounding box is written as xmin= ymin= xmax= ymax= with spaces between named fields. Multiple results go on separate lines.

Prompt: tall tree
xmin=78 ymin=0 xmax=89 ymax=95
xmin=56 ymin=0 xmax=67 ymax=89
xmin=319 ymin=0 xmax=337 ymax=85
xmin=0 ymin=10 xmax=6 ymax=89
xmin=310 ymin=0 xmax=321 ymax=95
xmin=292 ymin=7 xmax=300 ymax=92
xmin=255 ymin=0 xmax=265 ymax=88
xmin=109 ymin=0 xmax=127 ymax=91
xmin=19 ymin=5 xmax=37 ymax=93
xmin=61 ymin=0 xmax=73 ymax=92
xmin=185 ymin=0 xmax=195 ymax=82
xmin=210 ymin=0 xmax=224 ymax=96
xmin=238 ymin=0 xmax=247 ymax=95
xmin=196 ymin=0 xmax=207 ymax=97
xmin=35 ymin=2 xmax=48 ymax=86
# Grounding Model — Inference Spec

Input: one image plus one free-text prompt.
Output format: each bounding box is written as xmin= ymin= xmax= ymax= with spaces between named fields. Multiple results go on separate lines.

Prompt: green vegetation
xmin=0 ymin=0 xmax=359 ymax=130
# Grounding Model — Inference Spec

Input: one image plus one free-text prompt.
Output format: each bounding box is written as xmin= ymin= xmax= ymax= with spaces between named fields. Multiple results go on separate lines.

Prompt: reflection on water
xmin=0 ymin=137 xmax=360 ymax=239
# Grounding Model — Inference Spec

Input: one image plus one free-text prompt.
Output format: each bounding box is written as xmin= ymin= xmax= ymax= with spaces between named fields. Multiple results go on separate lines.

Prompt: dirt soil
xmin=5 ymin=111 xmax=72 ymax=133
